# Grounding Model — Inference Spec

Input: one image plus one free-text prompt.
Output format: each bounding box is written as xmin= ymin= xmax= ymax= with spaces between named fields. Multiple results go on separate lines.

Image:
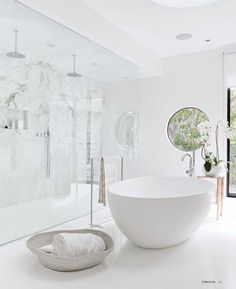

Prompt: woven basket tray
xmin=26 ymin=229 xmax=114 ymax=272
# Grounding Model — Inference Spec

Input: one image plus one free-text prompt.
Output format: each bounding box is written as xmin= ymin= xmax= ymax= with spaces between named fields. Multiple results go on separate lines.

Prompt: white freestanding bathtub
xmin=108 ymin=177 xmax=215 ymax=249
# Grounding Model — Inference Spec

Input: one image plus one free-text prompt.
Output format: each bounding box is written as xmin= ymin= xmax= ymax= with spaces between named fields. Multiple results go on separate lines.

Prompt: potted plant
xmin=201 ymin=120 xmax=235 ymax=177
xmin=202 ymin=149 xmax=225 ymax=177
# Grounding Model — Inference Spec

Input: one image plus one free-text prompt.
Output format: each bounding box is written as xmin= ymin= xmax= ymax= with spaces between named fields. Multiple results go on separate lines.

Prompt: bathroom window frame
xmin=227 ymin=88 xmax=236 ymax=198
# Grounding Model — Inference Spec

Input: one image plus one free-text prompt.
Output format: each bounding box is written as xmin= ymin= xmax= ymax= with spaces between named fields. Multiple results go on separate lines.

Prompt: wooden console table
xmin=197 ymin=176 xmax=224 ymax=220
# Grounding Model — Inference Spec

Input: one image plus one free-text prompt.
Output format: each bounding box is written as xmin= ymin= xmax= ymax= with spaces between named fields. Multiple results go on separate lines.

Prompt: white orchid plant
xmin=201 ymin=120 xmax=236 ymax=173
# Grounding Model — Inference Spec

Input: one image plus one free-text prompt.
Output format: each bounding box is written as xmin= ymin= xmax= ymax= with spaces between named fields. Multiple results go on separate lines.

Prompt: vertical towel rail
xmin=89 ymin=156 xmax=124 ymax=228
xmin=121 ymin=156 xmax=124 ymax=181
xmin=90 ymin=158 xmax=94 ymax=227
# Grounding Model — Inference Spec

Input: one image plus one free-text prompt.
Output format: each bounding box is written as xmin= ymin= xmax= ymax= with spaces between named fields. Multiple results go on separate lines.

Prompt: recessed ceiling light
xmin=152 ymin=0 xmax=221 ymax=8
xmin=176 ymin=33 xmax=192 ymax=40
xmin=46 ymin=43 xmax=55 ymax=48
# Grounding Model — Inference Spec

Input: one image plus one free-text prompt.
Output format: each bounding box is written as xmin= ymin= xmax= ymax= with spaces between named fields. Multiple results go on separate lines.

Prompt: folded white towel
xmin=50 ymin=233 xmax=106 ymax=258
xmin=40 ymin=244 xmax=52 ymax=253
xmin=40 ymin=244 xmax=55 ymax=255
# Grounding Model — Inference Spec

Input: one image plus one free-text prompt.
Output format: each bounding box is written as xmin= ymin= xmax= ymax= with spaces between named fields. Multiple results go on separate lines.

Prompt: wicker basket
xmin=26 ymin=229 xmax=114 ymax=272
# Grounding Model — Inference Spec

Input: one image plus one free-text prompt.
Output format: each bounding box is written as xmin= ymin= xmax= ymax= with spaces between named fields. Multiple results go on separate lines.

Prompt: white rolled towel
xmin=51 ymin=233 xmax=106 ymax=258
xmin=40 ymin=244 xmax=53 ymax=254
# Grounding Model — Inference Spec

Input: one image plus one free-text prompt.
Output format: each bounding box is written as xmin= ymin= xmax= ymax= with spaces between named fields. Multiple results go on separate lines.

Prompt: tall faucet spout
xmin=181 ymin=153 xmax=194 ymax=178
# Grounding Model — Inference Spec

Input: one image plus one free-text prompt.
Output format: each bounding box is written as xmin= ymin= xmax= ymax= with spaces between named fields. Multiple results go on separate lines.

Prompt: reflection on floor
xmin=0 ymin=184 xmax=105 ymax=245
xmin=0 ymin=198 xmax=236 ymax=289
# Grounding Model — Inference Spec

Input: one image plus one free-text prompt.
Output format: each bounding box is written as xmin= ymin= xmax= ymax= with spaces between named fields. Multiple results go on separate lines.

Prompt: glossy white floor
xmin=1 ymin=198 xmax=236 ymax=289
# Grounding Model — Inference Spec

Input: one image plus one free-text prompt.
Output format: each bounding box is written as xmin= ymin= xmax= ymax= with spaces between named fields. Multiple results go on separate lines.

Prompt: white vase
xmin=202 ymin=165 xmax=225 ymax=177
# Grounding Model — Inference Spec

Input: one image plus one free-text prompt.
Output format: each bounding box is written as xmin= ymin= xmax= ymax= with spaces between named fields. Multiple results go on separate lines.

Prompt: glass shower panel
xmin=0 ymin=0 xmax=140 ymax=244
xmin=72 ymin=85 xmax=104 ymax=217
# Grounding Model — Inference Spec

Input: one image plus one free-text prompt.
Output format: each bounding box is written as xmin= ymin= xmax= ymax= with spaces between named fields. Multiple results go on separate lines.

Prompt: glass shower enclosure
xmin=0 ymin=0 xmax=140 ymax=244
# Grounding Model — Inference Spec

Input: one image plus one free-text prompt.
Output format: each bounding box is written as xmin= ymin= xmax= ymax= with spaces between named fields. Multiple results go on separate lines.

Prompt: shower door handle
xmin=45 ymin=127 xmax=50 ymax=178
xmin=36 ymin=128 xmax=50 ymax=178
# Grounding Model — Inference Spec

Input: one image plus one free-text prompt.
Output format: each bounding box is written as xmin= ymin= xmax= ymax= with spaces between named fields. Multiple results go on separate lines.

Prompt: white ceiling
xmin=152 ymin=0 xmax=221 ymax=8
xmin=0 ymin=0 xmax=143 ymax=83
xmin=11 ymin=0 xmax=236 ymax=75
xmin=16 ymin=0 xmax=162 ymax=77
xmin=82 ymin=0 xmax=236 ymax=58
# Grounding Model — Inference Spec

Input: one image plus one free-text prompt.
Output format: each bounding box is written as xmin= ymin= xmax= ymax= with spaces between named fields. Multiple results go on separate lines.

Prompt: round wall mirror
xmin=115 ymin=110 xmax=139 ymax=159
xmin=167 ymin=107 xmax=210 ymax=152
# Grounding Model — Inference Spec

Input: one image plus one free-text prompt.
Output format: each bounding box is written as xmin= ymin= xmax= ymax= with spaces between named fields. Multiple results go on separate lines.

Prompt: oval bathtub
xmin=108 ymin=177 xmax=215 ymax=249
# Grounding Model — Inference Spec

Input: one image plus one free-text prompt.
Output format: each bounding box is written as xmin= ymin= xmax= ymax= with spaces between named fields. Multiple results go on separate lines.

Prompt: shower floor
xmin=0 ymin=183 xmax=107 ymax=245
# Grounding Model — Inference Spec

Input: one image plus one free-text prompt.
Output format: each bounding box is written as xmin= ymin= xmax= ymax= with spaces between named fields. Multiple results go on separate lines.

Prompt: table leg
xmin=220 ymin=177 xmax=224 ymax=217
xmin=216 ymin=177 xmax=221 ymax=220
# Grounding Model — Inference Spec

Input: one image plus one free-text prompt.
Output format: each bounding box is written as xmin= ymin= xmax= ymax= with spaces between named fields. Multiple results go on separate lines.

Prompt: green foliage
xmin=204 ymin=161 xmax=212 ymax=172
xmin=168 ymin=108 xmax=210 ymax=151
xmin=202 ymin=149 xmax=224 ymax=171
xmin=230 ymin=89 xmax=236 ymax=144
xmin=229 ymin=89 xmax=236 ymax=185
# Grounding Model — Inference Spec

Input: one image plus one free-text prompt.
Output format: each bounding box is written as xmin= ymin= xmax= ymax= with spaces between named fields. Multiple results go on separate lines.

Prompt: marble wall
xmin=0 ymin=48 xmax=103 ymax=207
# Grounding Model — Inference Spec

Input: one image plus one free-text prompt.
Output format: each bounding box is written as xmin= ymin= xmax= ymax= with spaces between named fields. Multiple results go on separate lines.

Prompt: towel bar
xmin=89 ymin=156 xmax=123 ymax=228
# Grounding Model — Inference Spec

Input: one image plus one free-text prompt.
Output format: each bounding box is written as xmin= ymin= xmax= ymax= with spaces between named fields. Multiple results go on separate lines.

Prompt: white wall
xmin=224 ymin=52 xmax=236 ymax=87
xmin=140 ymin=50 xmax=225 ymax=177
xmin=102 ymin=80 xmax=140 ymax=178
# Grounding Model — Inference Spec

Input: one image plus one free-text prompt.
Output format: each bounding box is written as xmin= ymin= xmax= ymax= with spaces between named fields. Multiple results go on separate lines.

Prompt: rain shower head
xmin=6 ymin=30 xmax=25 ymax=59
xmin=67 ymin=54 xmax=82 ymax=78
xmin=67 ymin=71 xmax=82 ymax=77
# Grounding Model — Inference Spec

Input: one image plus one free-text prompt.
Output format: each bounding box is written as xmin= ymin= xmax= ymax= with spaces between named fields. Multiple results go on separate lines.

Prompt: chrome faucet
xmin=181 ymin=153 xmax=194 ymax=177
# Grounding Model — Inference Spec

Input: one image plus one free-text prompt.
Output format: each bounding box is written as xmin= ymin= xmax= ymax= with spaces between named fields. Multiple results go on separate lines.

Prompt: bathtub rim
xmin=107 ymin=176 xmax=215 ymax=200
